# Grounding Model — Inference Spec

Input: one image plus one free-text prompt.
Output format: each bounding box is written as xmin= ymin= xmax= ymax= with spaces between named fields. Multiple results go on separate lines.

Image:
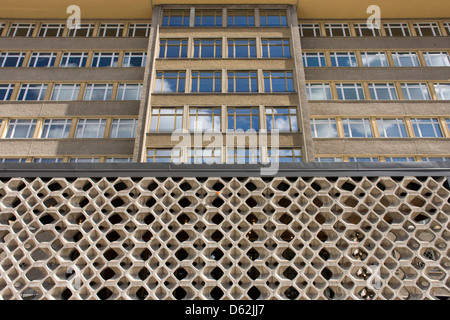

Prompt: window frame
xmin=67 ymin=24 xmax=95 ymax=37
xmin=146 ymin=149 xmax=181 ymax=163
xmin=195 ymin=9 xmax=223 ymax=27
xmin=189 ymin=107 xmax=222 ymax=132
xmin=377 ymin=118 xmax=409 ymax=138
xmin=154 ymin=71 xmax=186 ymax=93
xmin=159 ymin=39 xmax=188 ymax=59
xmin=302 ymin=52 xmax=326 ymax=67
xmin=98 ymin=23 xmax=124 ymax=37
xmin=83 ymin=83 xmax=113 ymax=101
xmin=75 ymin=119 xmax=107 ymax=139
xmin=0 ymin=52 xmax=26 ymax=67
xmin=360 ymin=52 xmax=389 ymax=67
xmin=310 ymin=118 xmax=339 ymax=138
xmin=0 ymin=84 xmax=15 ymax=101
xmin=17 ymin=83 xmax=48 ymax=101
xmin=227 ymin=107 xmax=260 ymax=132
xmin=422 ymin=51 xmax=450 ymax=67
xmin=335 ymin=83 xmax=365 ymax=100
xmin=299 ymin=24 xmax=321 ymax=37
xmin=265 ymin=107 xmax=299 ymax=132
xmin=263 ymin=71 xmax=294 ymax=93
xmin=227 ymin=9 xmax=255 ymax=27
xmin=8 ymin=23 xmax=35 ymax=37
xmin=227 ymin=39 xmax=256 ymax=58
xmin=413 ymin=22 xmax=442 ymax=37
xmin=401 ymin=83 xmax=431 ymax=100
xmin=150 ymin=107 xmax=184 ymax=132
xmin=384 ymin=23 xmax=411 ymax=37
xmin=227 ymin=71 xmax=258 ymax=93
xmin=91 ymin=52 xmax=119 ymax=68
xmin=38 ymin=23 xmax=65 ymax=37
xmin=191 ymin=71 xmax=222 ymax=93
xmin=116 ymin=83 xmax=143 ymax=101
xmin=193 ymin=39 xmax=222 ymax=58
xmin=354 ymin=23 xmax=382 ymax=37
xmin=261 ymin=39 xmax=291 ymax=58
xmin=434 ymin=83 xmax=450 ymax=100
xmin=305 ymin=83 xmax=332 ymax=100
xmin=227 ymin=148 xmax=261 ymax=164
xmin=189 ymin=148 xmax=222 ymax=164
xmin=6 ymin=119 xmax=37 ymax=139
xmin=50 ymin=83 xmax=81 ymax=101
xmin=392 ymin=51 xmax=421 ymax=67
xmin=342 ymin=118 xmax=373 ymax=138
xmin=40 ymin=119 xmax=72 ymax=139
xmin=162 ymin=10 xmax=190 ymax=27
xmin=411 ymin=118 xmax=443 ymax=138
xmin=324 ymin=23 xmax=351 ymax=37
xmin=128 ymin=23 xmax=151 ymax=37
xmin=368 ymin=83 xmax=398 ymax=100
xmin=109 ymin=118 xmax=138 ymax=138
xmin=60 ymin=52 xmax=89 ymax=68
xmin=268 ymin=148 xmax=302 ymax=163
xmin=259 ymin=10 xmax=288 ymax=27
xmin=330 ymin=52 xmax=358 ymax=67
xmin=28 ymin=52 xmax=57 ymax=68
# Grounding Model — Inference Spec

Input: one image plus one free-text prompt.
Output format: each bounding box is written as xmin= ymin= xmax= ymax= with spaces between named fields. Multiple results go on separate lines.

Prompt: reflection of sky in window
xmin=343 ymin=119 xmax=372 ymax=137
xmin=308 ymin=85 xmax=332 ymax=100
xmin=303 ymin=54 xmax=325 ymax=67
xmin=434 ymin=84 xmax=450 ymax=100
xmin=378 ymin=120 xmax=407 ymax=137
xmin=1 ymin=54 xmax=24 ymax=67
xmin=332 ymin=53 xmax=357 ymax=67
xmin=369 ymin=84 xmax=398 ymax=100
xmin=425 ymin=53 xmax=450 ymax=66
xmin=403 ymin=85 xmax=430 ymax=100
xmin=312 ymin=120 xmax=338 ymax=138
xmin=0 ymin=86 xmax=13 ymax=101
xmin=362 ymin=53 xmax=388 ymax=67
xmin=412 ymin=119 xmax=442 ymax=138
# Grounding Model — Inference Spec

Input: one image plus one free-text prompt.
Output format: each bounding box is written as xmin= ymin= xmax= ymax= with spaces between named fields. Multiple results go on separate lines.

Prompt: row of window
xmin=303 ymin=51 xmax=450 ymax=67
xmin=154 ymin=70 xmax=294 ymax=93
xmin=306 ymin=82 xmax=450 ymax=101
xmin=0 ymin=157 xmax=133 ymax=163
xmin=300 ymin=22 xmax=450 ymax=37
xmin=0 ymin=118 xmax=137 ymax=139
xmin=0 ymin=83 xmax=142 ymax=101
xmin=149 ymin=106 xmax=298 ymax=132
xmin=310 ymin=117 xmax=450 ymax=138
xmin=0 ymin=22 xmax=151 ymax=38
xmin=0 ymin=51 xmax=146 ymax=68
xmin=159 ymin=38 xmax=290 ymax=59
xmin=316 ymin=156 xmax=450 ymax=163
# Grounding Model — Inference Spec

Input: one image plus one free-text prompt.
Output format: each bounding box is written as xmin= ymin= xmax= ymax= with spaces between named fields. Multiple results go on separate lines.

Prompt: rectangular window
xmin=330 ymin=52 xmax=358 ymax=67
xmin=265 ymin=107 xmax=298 ymax=132
xmin=302 ymin=52 xmax=326 ymax=67
xmin=423 ymin=52 xmax=450 ymax=67
xmin=361 ymin=52 xmax=389 ymax=67
xmin=0 ymin=158 xmax=27 ymax=163
xmin=191 ymin=71 xmax=222 ymax=93
xmin=18 ymin=84 xmax=47 ymax=101
xmin=385 ymin=157 xmax=415 ymax=162
xmin=263 ymin=71 xmax=294 ymax=93
xmin=110 ymin=119 xmax=138 ymax=138
xmin=67 ymin=24 xmax=95 ymax=37
xmin=227 ymin=9 xmax=255 ymax=27
xmin=128 ymin=23 xmax=151 ymax=37
xmin=227 ymin=39 xmax=256 ymax=58
xmin=33 ymin=158 xmax=63 ymax=163
xmin=190 ymin=148 xmax=222 ymax=164
xmin=315 ymin=157 xmax=343 ymax=162
xmin=0 ymin=52 xmax=26 ymax=67
xmin=117 ymin=83 xmax=142 ymax=101
xmin=299 ymin=24 xmax=321 ymax=37
xmin=227 ymin=71 xmax=258 ymax=93
xmin=269 ymin=149 xmax=302 ymax=163
xmin=189 ymin=107 xmax=221 ymax=132
xmin=0 ymin=84 xmax=15 ymax=101
xmin=377 ymin=118 xmax=408 ymax=138
xmin=38 ymin=24 xmax=65 ymax=37
xmin=421 ymin=157 xmax=450 ymax=162
xmin=41 ymin=119 xmax=72 ymax=139
xmin=227 ymin=107 xmax=259 ymax=131
xmin=51 ymin=84 xmax=80 ymax=101
xmin=91 ymin=52 xmax=119 ymax=67
xmin=83 ymin=84 xmax=113 ymax=101
xmin=123 ymin=52 xmax=147 ymax=67
xmin=69 ymin=158 xmax=100 ymax=163
xmin=342 ymin=118 xmax=373 ymax=138
xmin=411 ymin=118 xmax=443 ymax=138
xmin=325 ymin=24 xmax=351 ymax=37
xmin=150 ymin=107 xmax=184 ymax=132
xmin=193 ymin=39 xmax=222 ymax=58
xmin=154 ymin=71 xmax=186 ymax=93
xmin=159 ymin=39 xmax=188 ymax=58
xmin=310 ymin=118 xmax=338 ymax=138
xmin=336 ymin=83 xmax=365 ymax=100
xmin=261 ymin=39 xmax=290 ymax=58
xmin=414 ymin=23 xmax=441 ymax=36
xmin=195 ymin=10 xmax=222 ymax=27
xmin=306 ymin=83 xmax=332 ymax=100
xmin=349 ymin=157 xmax=379 ymax=162
xmin=401 ymin=83 xmax=431 ymax=100
xmin=434 ymin=83 xmax=450 ymax=100
xmin=28 ymin=52 xmax=57 ymax=67
xmin=384 ymin=23 xmax=411 ymax=36
xmin=368 ymin=83 xmax=398 ymax=100
xmin=106 ymin=158 xmax=133 ymax=163
xmin=147 ymin=149 xmax=181 ymax=163
xmin=354 ymin=23 xmax=381 ymax=37
xmin=98 ymin=23 xmax=124 ymax=37
xmin=75 ymin=119 xmax=106 ymax=138
xmin=8 ymin=23 xmax=35 ymax=37
xmin=227 ymin=148 xmax=260 ymax=164
xmin=260 ymin=10 xmax=287 ymax=27
xmin=60 ymin=52 xmax=88 ymax=67
xmin=6 ymin=119 xmax=37 ymax=138
xmin=392 ymin=52 xmax=421 ymax=67
xmin=162 ymin=10 xmax=190 ymax=27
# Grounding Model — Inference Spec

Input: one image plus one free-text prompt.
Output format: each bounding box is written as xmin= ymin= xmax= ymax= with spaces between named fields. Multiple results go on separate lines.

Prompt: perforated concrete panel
xmin=0 ymin=174 xmax=449 ymax=300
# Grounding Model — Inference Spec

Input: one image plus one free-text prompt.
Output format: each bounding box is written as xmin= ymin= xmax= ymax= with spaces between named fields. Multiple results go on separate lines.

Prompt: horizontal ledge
xmin=0 ymin=162 xmax=449 ymax=178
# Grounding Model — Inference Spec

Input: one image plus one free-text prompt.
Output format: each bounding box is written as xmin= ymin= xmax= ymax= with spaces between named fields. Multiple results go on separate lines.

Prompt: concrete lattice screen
xmin=0 ymin=171 xmax=449 ymax=300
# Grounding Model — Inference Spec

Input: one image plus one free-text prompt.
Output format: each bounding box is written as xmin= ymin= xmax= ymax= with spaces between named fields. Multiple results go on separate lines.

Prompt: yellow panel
xmin=0 ymin=0 xmax=448 ymax=20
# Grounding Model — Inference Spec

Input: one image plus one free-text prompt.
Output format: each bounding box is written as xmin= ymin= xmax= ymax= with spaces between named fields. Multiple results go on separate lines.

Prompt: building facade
xmin=0 ymin=0 xmax=449 ymax=300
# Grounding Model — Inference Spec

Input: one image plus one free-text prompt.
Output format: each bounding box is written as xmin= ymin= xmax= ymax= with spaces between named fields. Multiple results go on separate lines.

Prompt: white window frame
xmin=67 ymin=24 xmax=95 ymax=37
xmin=83 ymin=84 xmax=113 ymax=101
xmin=60 ymin=52 xmax=89 ymax=68
xmin=17 ymin=84 xmax=47 ymax=101
xmin=69 ymin=158 xmax=100 ymax=163
xmin=422 ymin=52 xmax=450 ymax=67
xmin=33 ymin=158 xmax=64 ymax=163
xmin=368 ymin=83 xmax=398 ymax=100
xmin=324 ymin=23 xmax=351 ymax=37
xmin=384 ymin=23 xmax=411 ymax=37
xmin=190 ymin=148 xmax=223 ymax=164
xmin=0 ymin=52 xmax=26 ymax=67
xmin=377 ymin=118 xmax=409 ymax=138
xmin=342 ymin=118 xmax=373 ymax=138
xmin=411 ymin=118 xmax=443 ymax=138
xmin=98 ymin=23 xmax=124 ymax=37
xmin=128 ymin=23 xmax=151 ymax=37
xmin=150 ymin=107 xmax=184 ymax=132
xmin=384 ymin=157 xmax=415 ymax=162
xmin=349 ymin=157 xmax=379 ymax=162
xmin=361 ymin=52 xmax=389 ymax=67
xmin=401 ymin=83 xmax=431 ymax=100
xmin=0 ymin=84 xmax=15 ymax=101
xmin=421 ymin=157 xmax=450 ymax=162
xmin=310 ymin=118 xmax=339 ymax=138
xmin=354 ymin=23 xmax=381 ymax=37
xmin=268 ymin=148 xmax=301 ymax=163
xmin=51 ymin=84 xmax=81 ymax=101
xmin=109 ymin=119 xmax=138 ymax=138
xmin=434 ymin=83 xmax=450 ymax=100
xmin=75 ymin=119 xmax=106 ymax=138
xmin=38 ymin=23 xmax=65 ymax=37
xmin=392 ymin=52 xmax=421 ymax=67
xmin=413 ymin=22 xmax=441 ymax=37
xmin=330 ymin=52 xmax=358 ymax=67
xmin=122 ymin=52 xmax=147 ymax=67
xmin=106 ymin=158 xmax=133 ymax=163
xmin=91 ymin=52 xmax=119 ymax=67
xmin=116 ymin=83 xmax=143 ymax=101
xmin=305 ymin=83 xmax=332 ymax=100
xmin=8 ymin=23 xmax=35 ymax=37
xmin=0 ymin=158 xmax=27 ymax=163
xmin=5 ymin=119 xmax=37 ymax=139
xmin=40 ymin=119 xmax=72 ymax=139
xmin=28 ymin=52 xmax=57 ymax=67
xmin=335 ymin=83 xmax=365 ymax=100
xmin=315 ymin=157 xmax=343 ymax=162
xmin=189 ymin=107 xmax=222 ymax=132
xmin=302 ymin=52 xmax=326 ymax=67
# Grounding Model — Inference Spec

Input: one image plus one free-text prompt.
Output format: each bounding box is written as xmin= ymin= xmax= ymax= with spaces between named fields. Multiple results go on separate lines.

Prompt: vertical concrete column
xmin=132 ymin=6 xmax=163 ymax=162
xmin=189 ymin=7 xmax=196 ymax=27
xmin=288 ymin=5 xmax=315 ymax=162
xmin=222 ymin=69 xmax=227 ymax=93
xmin=222 ymin=9 xmax=227 ymax=28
